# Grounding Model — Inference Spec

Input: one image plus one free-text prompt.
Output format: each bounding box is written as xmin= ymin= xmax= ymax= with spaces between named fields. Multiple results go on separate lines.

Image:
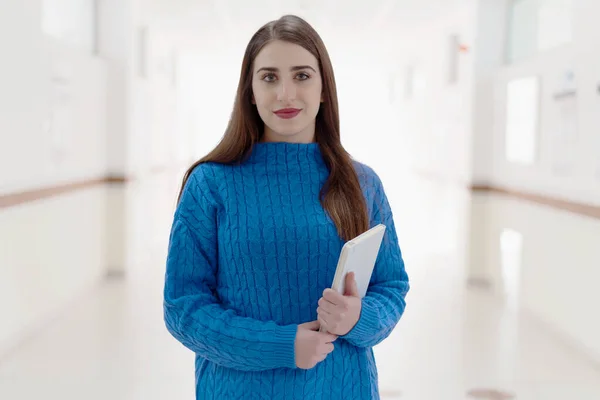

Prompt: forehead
xmin=254 ymin=40 xmax=319 ymax=70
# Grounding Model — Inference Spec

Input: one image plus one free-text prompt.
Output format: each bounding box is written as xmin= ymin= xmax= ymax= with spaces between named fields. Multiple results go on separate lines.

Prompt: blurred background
xmin=1 ymin=0 xmax=599 ymax=399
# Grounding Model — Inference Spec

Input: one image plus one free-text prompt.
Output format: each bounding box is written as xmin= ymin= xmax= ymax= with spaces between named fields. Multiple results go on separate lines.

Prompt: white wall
xmin=41 ymin=0 xmax=96 ymax=52
xmin=126 ymin=27 xmax=182 ymax=273
xmin=0 ymin=188 xmax=108 ymax=358
xmin=467 ymin=0 xmax=600 ymax=364
xmin=0 ymin=5 xmax=107 ymax=194
xmin=482 ymin=0 xmax=600 ymax=206
xmin=468 ymin=192 xmax=600 ymax=364
xmin=123 ymin=8 xmax=217 ymax=275
xmin=398 ymin=0 xmax=600 ymax=207
xmin=391 ymin=0 xmax=600 ymax=366
xmin=381 ymin=7 xmax=476 ymax=185
xmin=0 ymin=0 xmax=109 ymax=357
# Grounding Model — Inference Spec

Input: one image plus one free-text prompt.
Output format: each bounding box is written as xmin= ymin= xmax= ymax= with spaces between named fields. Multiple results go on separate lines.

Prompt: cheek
xmin=303 ymin=88 xmax=322 ymax=113
xmin=252 ymin=83 xmax=274 ymax=104
xmin=255 ymin=94 xmax=273 ymax=111
xmin=251 ymin=83 xmax=264 ymax=105
xmin=304 ymin=84 xmax=322 ymax=105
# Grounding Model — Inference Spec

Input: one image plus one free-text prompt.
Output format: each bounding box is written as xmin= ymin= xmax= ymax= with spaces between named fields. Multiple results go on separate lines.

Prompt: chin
xmin=275 ymin=128 xmax=302 ymax=137
xmin=269 ymin=122 xmax=305 ymax=137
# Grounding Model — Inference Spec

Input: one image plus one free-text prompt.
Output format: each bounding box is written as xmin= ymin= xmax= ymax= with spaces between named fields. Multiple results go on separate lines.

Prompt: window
xmin=505 ymin=76 xmax=540 ymax=165
xmin=507 ymin=0 xmax=573 ymax=63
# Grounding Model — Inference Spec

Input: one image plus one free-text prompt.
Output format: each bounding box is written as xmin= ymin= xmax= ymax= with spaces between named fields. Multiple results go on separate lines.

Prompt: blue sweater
xmin=163 ymin=142 xmax=409 ymax=399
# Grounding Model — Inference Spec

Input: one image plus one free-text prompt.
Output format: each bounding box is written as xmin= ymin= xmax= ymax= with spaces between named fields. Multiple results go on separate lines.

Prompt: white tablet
xmin=319 ymin=224 xmax=386 ymax=333
xmin=330 ymin=224 xmax=386 ymax=297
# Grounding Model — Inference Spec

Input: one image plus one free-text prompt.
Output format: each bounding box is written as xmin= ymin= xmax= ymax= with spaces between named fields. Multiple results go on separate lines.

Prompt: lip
xmin=274 ymin=108 xmax=302 ymax=119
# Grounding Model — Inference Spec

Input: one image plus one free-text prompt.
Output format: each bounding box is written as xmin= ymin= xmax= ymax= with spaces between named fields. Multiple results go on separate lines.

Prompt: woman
xmin=163 ymin=14 xmax=409 ymax=400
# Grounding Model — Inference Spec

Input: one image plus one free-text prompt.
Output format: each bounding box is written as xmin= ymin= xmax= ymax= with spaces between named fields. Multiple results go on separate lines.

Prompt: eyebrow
xmin=256 ymin=65 xmax=317 ymax=74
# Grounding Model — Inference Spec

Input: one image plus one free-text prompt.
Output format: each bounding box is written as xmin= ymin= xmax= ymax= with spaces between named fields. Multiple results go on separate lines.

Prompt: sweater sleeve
xmin=163 ymin=166 xmax=298 ymax=371
xmin=341 ymin=170 xmax=410 ymax=348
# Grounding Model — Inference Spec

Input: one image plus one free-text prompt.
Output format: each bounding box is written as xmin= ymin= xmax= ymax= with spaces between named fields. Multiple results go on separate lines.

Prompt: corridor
xmin=1 ymin=171 xmax=599 ymax=399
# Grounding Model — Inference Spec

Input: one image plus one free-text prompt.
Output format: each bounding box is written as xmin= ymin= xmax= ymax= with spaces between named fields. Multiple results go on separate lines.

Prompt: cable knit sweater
xmin=163 ymin=141 xmax=409 ymax=400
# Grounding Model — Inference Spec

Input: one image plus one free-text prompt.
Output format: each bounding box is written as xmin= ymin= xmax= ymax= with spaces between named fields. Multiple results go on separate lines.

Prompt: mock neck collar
xmin=246 ymin=142 xmax=325 ymax=169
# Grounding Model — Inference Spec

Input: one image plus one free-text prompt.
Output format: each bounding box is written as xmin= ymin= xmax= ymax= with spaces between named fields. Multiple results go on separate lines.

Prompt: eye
xmin=261 ymin=73 xmax=276 ymax=82
xmin=296 ymin=72 xmax=310 ymax=81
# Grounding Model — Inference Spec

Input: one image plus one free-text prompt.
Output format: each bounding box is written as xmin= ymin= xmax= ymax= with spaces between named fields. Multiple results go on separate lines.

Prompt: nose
xmin=276 ymin=79 xmax=296 ymax=102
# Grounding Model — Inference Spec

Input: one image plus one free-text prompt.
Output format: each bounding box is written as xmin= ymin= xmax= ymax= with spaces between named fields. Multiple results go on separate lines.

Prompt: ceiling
xmin=141 ymin=0 xmax=469 ymax=38
xmin=138 ymin=0 xmax=470 ymax=66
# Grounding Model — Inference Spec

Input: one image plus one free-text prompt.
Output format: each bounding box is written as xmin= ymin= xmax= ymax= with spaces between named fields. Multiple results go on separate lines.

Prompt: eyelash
xmin=262 ymin=72 xmax=310 ymax=83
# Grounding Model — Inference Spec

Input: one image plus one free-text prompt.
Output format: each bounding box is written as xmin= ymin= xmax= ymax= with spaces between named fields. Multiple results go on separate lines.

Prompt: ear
xmin=251 ymin=94 xmax=256 ymax=104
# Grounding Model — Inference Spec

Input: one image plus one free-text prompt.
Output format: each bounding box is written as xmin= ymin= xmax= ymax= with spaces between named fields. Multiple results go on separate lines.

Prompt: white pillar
xmin=96 ymin=0 xmax=135 ymax=277
xmin=465 ymin=0 xmax=511 ymax=289
xmin=469 ymin=0 xmax=511 ymax=186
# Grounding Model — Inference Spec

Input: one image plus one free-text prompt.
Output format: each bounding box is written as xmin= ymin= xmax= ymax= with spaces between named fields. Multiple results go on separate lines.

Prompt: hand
xmin=294 ymin=321 xmax=338 ymax=369
xmin=317 ymin=272 xmax=362 ymax=336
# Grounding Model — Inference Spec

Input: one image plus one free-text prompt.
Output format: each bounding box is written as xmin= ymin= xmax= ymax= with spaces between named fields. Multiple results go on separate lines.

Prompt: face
xmin=251 ymin=40 xmax=323 ymax=143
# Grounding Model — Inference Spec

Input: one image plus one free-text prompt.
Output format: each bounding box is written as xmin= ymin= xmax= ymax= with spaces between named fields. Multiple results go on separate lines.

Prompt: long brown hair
xmin=178 ymin=15 xmax=368 ymax=241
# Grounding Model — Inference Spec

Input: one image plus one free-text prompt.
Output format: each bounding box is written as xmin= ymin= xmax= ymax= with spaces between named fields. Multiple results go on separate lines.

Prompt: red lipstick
xmin=274 ymin=108 xmax=301 ymax=119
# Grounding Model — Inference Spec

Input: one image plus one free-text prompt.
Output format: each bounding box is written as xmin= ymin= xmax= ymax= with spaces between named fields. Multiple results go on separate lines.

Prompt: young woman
xmin=163 ymin=14 xmax=409 ymax=400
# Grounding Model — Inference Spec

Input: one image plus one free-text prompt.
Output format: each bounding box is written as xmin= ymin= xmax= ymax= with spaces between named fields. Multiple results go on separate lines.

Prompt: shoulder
xmin=352 ymin=160 xmax=384 ymax=192
xmin=181 ymin=162 xmax=229 ymax=207
xmin=352 ymin=160 xmax=395 ymax=222
xmin=187 ymin=162 xmax=221 ymax=186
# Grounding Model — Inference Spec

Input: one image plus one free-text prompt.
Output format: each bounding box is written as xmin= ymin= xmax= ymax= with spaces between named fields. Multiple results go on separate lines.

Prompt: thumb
xmin=300 ymin=320 xmax=321 ymax=331
xmin=344 ymin=272 xmax=360 ymax=297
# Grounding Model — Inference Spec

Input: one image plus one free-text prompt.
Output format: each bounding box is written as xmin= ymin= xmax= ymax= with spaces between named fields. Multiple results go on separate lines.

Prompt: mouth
xmin=273 ymin=108 xmax=302 ymax=119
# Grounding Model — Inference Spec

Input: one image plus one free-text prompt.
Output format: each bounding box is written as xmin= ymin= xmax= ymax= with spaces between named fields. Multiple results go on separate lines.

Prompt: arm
xmin=341 ymin=172 xmax=410 ymax=348
xmin=163 ymin=166 xmax=298 ymax=371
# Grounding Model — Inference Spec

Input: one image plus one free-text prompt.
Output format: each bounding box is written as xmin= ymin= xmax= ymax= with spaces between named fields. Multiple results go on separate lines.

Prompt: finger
xmin=318 ymin=308 xmax=342 ymax=330
xmin=323 ymin=288 xmax=345 ymax=305
xmin=317 ymin=314 xmax=328 ymax=331
xmin=302 ymin=320 xmax=321 ymax=331
xmin=319 ymin=316 xmax=339 ymax=336
xmin=318 ymin=297 xmax=338 ymax=314
xmin=322 ymin=333 xmax=338 ymax=343
xmin=344 ymin=272 xmax=360 ymax=297
xmin=317 ymin=305 xmax=333 ymax=318
xmin=322 ymin=296 xmax=349 ymax=314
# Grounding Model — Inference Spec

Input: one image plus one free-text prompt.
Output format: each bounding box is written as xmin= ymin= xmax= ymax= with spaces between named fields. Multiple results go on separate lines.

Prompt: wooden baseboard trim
xmin=470 ymin=184 xmax=600 ymax=220
xmin=0 ymin=175 xmax=128 ymax=209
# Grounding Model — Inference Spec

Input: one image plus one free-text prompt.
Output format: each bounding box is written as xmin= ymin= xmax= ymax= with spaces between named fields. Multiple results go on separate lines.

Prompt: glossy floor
xmin=1 ymin=171 xmax=599 ymax=399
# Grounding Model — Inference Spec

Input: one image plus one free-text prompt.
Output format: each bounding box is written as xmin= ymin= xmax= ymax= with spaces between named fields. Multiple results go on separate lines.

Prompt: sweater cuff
xmin=267 ymin=324 xmax=298 ymax=369
xmin=342 ymin=301 xmax=378 ymax=344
